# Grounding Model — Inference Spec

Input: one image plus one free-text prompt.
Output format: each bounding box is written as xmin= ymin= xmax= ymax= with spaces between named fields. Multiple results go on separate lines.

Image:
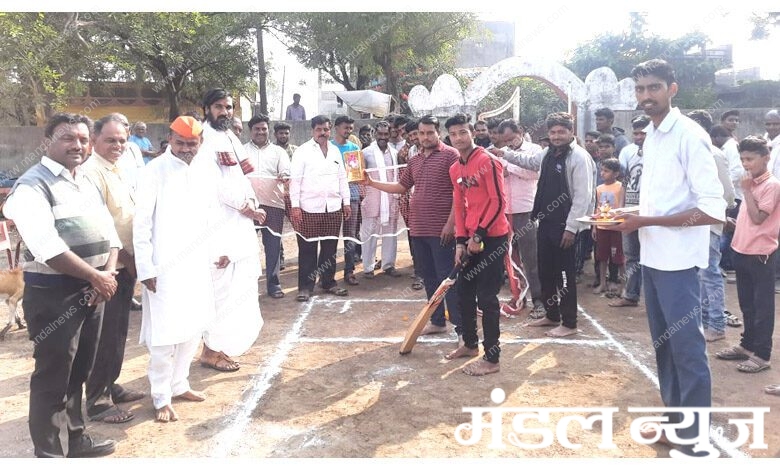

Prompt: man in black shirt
xmin=490 ymin=113 xmax=595 ymax=337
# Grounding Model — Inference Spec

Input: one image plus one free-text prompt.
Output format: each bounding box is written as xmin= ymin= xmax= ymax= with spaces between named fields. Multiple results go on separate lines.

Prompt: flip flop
xmin=609 ymin=298 xmax=638 ymax=307
xmin=764 ymin=384 xmax=780 ymax=396
xmin=296 ymin=293 xmax=310 ymax=302
xmin=113 ymin=389 xmax=146 ymax=404
xmin=736 ymin=356 xmax=770 ymax=373
xmin=716 ymin=345 xmax=751 ymax=360
xmin=639 ymin=423 xmax=671 ymax=447
xmin=269 ymin=291 xmax=285 ymax=299
xmin=90 ymin=406 xmax=134 ymax=424
xmin=725 ymin=310 xmax=743 ymax=327
xmin=345 ymin=274 xmax=360 ymax=286
xmin=323 ymin=286 xmax=348 ymax=296
xmin=383 ymin=268 xmax=403 ymax=277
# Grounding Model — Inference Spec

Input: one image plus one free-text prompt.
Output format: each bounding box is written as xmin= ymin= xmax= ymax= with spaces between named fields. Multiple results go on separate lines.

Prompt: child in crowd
xmin=716 ymin=136 xmax=780 ymax=375
xmin=593 ymin=158 xmax=625 ymax=295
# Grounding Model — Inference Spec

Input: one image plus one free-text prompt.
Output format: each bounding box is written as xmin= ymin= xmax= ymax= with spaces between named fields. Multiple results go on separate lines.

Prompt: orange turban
xmin=169 ymin=116 xmax=203 ymax=139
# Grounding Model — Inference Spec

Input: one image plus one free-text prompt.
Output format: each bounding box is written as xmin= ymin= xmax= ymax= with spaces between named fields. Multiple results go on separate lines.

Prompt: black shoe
xmin=130 ymin=298 xmax=142 ymax=311
xmin=67 ymin=434 xmax=116 ymax=458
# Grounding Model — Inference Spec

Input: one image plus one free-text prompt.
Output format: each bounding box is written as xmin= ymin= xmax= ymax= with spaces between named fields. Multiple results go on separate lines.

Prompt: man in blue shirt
xmin=332 ymin=115 xmax=369 ymax=286
xmin=128 ymin=121 xmax=156 ymax=164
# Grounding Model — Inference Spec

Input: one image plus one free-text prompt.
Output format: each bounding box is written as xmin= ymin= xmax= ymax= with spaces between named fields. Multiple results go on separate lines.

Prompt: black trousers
xmin=537 ymin=222 xmax=578 ymax=329
xmin=259 ymin=205 xmax=286 ymax=295
xmin=459 ymin=236 xmax=505 ymax=363
xmin=297 ymin=236 xmax=339 ymax=292
xmin=735 ymin=250 xmax=777 ymax=361
xmin=85 ymin=268 xmax=135 ymax=417
xmin=296 ymin=209 xmax=343 ymax=293
xmin=23 ymin=282 xmax=102 ymax=458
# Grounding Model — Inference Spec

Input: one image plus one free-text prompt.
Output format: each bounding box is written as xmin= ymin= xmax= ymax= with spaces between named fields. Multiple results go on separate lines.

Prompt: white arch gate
xmin=407 ymin=57 xmax=637 ymax=137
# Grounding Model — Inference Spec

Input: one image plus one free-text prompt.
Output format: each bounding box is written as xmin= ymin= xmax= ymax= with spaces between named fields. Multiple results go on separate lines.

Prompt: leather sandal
xmin=323 ymin=286 xmax=348 ymax=296
xmin=736 ymin=356 xmax=770 ymax=373
xmin=715 ymin=345 xmax=751 ymax=361
xmin=609 ymin=298 xmax=638 ymax=307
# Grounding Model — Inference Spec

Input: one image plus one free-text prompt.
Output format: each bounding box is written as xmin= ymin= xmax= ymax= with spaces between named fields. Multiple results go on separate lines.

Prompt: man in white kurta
xmin=360 ymin=122 xmax=400 ymax=276
xmin=197 ymin=88 xmax=265 ymax=373
xmin=133 ymin=116 xmax=216 ymax=422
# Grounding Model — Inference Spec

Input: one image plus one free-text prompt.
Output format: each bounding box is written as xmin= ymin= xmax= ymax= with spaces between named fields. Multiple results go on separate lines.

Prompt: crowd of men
xmin=5 ymin=58 xmax=780 ymax=458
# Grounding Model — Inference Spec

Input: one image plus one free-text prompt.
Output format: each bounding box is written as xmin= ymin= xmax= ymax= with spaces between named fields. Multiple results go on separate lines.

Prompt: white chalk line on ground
xmin=577 ymin=306 xmax=748 ymax=459
xmin=209 ymin=298 xmax=315 ymax=458
xmin=210 ymin=296 xmax=747 ymax=457
xmin=314 ymin=296 xmax=523 ymax=307
xmin=297 ymin=336 xmax=612 ymax=347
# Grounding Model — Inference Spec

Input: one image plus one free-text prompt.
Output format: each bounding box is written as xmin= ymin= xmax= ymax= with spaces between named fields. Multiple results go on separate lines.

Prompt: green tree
xmin=564 ymin=21 xmax=728 ymax=108
xmin=473 ymin=77 xmax=566 ymax=132
xmin=749 ymin=12 xmax=780 ymax=40
xmin=718 ymin=80 xmax=780 ymax=108
xmin=274 ymin=12 xmax=476 ymax=104
xmin=0 ymin=12 xmax=109 ymax=125
xmin=84 ymin=12 xmax=258 ymax=121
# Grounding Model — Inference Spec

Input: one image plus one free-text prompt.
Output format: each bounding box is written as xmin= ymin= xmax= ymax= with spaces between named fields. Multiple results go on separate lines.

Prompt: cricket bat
xmin=399 ymin=259 xmax=466 ymax=355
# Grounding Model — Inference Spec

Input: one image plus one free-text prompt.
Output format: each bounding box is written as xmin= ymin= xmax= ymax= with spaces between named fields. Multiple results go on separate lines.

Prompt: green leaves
xmin=564 ymin=24 xmax=729 ymax=109
xmin=274 ymin=12 xmax=476 ymax=100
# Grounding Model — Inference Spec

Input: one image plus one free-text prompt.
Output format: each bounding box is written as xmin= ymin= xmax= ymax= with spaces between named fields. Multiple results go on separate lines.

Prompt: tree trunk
xmin=256 ymin=25 xmax=268 ymax=115
xmin=376 ymin=55 xmax=399 ymax=109
xmin=355 ymin=67 xmax=369 ymax=91
xmin=29 ymin=79 xmax=47 ymax=126
xmin=166 ymin=83 xmax=180 ymax=122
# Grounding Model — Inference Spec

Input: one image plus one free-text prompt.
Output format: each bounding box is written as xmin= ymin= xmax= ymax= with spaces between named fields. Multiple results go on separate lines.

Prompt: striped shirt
xmin=399 ymin=141 xmax=458 ymax=237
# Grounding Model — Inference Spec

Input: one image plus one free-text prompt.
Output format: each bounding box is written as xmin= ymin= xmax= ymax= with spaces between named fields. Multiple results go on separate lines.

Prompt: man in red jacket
xmin=445 ymin=113 xmax=510 ymax=376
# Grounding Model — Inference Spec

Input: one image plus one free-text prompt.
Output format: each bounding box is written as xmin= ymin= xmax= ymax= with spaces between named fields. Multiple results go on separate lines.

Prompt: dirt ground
xmin=1 ymin=233 xmax=779 ymax=459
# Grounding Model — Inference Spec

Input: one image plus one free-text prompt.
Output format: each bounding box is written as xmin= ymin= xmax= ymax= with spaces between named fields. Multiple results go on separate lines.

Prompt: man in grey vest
xmin=3 ymin=113 xmax=121 ymax=458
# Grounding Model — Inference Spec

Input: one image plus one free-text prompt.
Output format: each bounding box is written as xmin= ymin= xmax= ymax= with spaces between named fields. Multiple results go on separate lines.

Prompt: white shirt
xmin=244 ymin=140 xmax=290 ymax=209
xmin=3 ymin=156 xmax=121 ymax=265
xmin=133 ymin=150 xmax=216 ymax=346
xmin=722 ymin=137 xmax=744 ymax=200
xmin=362 ymin=142 xmax=398 ymax=222
xmin=639 ymin=108 xmax=726 ymax=271
xmin=766 ymin=134 xmax=780 ymax=178
xmin=499 ymin=140 xmax=541 ymax=214
xmin=710 ymin=144 xmax=736 ymax=236
xmin=289 ymin=138 xmax=350 ymax=213
xmin=116 ymin=142 xmax=146 ymax=191
xmin=618 ymin=143 xmax=643 ymax=207
xmin=390 ymin=139 xmax=406 ymax=153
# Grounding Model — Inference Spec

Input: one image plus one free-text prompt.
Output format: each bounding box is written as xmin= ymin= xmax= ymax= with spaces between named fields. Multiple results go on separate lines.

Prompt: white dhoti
xmin=148 ymin=336 xmax=202 ymax=409
xmin=204 ymin=257 xmax=263 ymax=357
xmin=360 ymin=217 xmax=399 ymax=273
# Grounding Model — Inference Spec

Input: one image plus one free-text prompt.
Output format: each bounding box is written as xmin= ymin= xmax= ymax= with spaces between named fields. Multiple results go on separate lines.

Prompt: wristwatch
xmin=471 ymin=233 xmax=482 ymax=244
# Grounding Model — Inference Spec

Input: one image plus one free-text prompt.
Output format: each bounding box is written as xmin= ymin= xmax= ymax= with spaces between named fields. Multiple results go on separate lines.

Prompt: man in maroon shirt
xmin=364 ymin=115 xmax=462 ymax=339
xmin=445 ymin=114 xmax=509 ymax=376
